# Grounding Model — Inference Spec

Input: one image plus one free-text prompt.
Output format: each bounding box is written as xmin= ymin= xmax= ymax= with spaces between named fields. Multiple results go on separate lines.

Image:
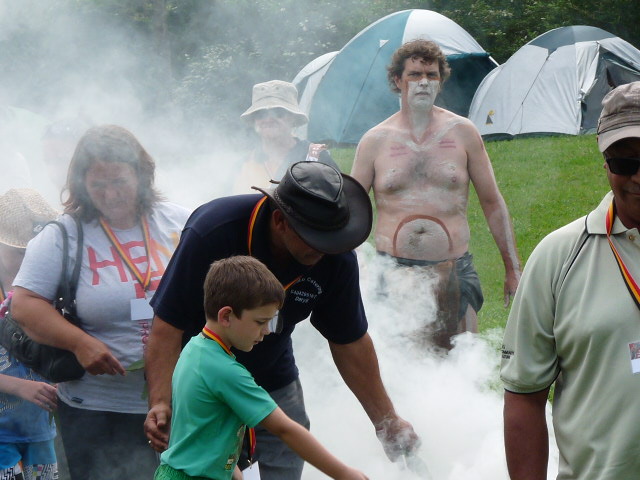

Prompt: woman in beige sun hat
xmin=233 ymin=80 xmax=339 ymax=193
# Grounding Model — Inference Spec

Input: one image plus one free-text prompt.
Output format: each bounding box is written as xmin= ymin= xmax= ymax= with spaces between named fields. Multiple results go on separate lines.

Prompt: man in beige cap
xmin=501 ymin=81 xmax=640 ymax=479
xmin=234 ymin=80 xmax=339 ymax=192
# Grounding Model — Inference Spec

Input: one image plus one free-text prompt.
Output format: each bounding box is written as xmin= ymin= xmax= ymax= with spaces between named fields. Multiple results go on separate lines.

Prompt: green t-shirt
xmin=160 ymin=335 xmax=277 ymax=479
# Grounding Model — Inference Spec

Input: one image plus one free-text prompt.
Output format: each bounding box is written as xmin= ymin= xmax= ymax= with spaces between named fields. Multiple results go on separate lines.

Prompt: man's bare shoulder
xmin=433 ymin=108 xmax=484 ymax=151
xmin=434 ymin=107 xmax=477 ymax=131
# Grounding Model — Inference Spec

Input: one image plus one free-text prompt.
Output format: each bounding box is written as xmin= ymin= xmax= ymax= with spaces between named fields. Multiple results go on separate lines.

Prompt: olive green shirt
xmin=501 ymin=192 xmax=640 ymax=479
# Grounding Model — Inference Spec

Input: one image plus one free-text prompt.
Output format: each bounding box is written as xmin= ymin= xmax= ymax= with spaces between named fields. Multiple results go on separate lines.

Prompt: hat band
xmin=274 ymin=190 xmax=349 ymax=232
xmin=252 ymin=95 xmax=297 ymax=106
xmin=598 ymin=110 xmax=640 ymax=134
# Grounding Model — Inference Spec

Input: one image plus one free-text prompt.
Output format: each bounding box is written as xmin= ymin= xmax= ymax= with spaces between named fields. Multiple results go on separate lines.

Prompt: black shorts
xmin=377 ymin=251 xmax=484 ymax=319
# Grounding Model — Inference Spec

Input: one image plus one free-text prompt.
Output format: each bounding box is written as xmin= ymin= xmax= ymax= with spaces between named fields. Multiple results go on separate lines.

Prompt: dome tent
xmin=468 ymin=26 xmax=640 ymax=139
xmin=292 ymin=51 xmax=338 ymax=141
xmin=294 ymin=9 xmax=497 ymax=145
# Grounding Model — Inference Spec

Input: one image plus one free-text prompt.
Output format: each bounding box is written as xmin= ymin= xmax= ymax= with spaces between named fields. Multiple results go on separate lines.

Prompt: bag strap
xmin=68 ymin=215 xmax=84 ymax=306
xmin=47 ymin=216 xmax=84 ymax=324
xmin=47 ymin=220 xmax=70 ymax=309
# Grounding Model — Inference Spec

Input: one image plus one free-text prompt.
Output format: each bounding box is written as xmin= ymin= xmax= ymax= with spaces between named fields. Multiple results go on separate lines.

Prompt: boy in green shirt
xmin=155 ymin=256 xmax=368 ymax=480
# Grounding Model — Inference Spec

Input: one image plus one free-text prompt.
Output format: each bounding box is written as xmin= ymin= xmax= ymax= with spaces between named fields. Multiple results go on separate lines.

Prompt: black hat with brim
xmin=252 ymin=161 xmax=372 ymax=255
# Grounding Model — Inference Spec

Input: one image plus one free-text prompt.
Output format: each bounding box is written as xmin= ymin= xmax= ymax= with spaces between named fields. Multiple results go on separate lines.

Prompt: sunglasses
xmin=253 ymin=108 xmax=289 ymax=121
xmin=606 ymin=157 xmax=640 ymax=176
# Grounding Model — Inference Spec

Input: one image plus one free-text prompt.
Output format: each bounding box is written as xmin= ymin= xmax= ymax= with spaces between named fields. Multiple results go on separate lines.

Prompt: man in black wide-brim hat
xmin=144 ymin=161 xmax=420 ymax=479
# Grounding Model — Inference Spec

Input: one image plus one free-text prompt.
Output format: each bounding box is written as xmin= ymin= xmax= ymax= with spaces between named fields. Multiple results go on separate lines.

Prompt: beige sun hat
xmin=241 ymin=80 xmax=308 ymax=126
xmin=0 ymin=189 xmax=59 ymax=248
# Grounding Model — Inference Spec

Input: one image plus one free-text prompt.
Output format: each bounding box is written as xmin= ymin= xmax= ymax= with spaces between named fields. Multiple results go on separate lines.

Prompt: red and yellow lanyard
xmin=247 ymin=196 xmax=268 ymax=256
xmin=606 ymin=201 xmax=640 ymax=310
xmin=99 ymin=216 xmax=153 ymax=292
xmin=201 ymin=326 xmax=256 ymax=462
xmin=247 ymin=197 xmax=301 ymax=291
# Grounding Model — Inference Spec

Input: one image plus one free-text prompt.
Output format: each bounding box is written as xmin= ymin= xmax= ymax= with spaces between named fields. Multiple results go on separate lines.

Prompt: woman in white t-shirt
xmin=10 ymin=125 xmax=190 ymax=480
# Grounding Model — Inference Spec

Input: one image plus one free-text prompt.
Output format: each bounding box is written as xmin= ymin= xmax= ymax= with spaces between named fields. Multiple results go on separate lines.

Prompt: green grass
xmin=332 ymin=134 xmax=610 ymax=332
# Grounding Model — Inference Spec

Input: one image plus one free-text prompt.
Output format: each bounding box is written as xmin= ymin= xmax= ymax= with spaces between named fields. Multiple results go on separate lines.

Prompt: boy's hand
xmin=336 ymin=467 xmax=369 ymax=480
xmin=231 ymin=465 xmax=243 ymax=480
xmin=18 ymin=380 xmax=58 ymax=411
xmin=144 ymin=402 xmax=171 ymax=452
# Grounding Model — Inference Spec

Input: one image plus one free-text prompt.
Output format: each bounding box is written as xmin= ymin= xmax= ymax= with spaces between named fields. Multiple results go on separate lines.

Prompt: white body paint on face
xmin=407 ymin=79 xmax=440 ymax=112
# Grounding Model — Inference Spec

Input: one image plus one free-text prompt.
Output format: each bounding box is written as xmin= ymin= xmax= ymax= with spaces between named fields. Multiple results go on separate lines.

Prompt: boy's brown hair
xmin=203 ymin=256 xmax=285 ymax=320
xmin=387 ymin=39 xmax=451 ymax=93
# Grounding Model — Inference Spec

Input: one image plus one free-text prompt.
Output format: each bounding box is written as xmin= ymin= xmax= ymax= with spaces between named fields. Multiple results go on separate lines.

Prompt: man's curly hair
xmin=387 ymin=39 xmax=451 ymax=93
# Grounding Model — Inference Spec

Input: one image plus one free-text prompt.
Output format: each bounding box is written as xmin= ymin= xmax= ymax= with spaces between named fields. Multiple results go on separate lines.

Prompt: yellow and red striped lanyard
xmin=201 ymin=326 xmax=256 ymax=462
xmin=247 ymin=197 xmax=301 ymax=291
xmin=247 ymin=196 xmax=267 ymax=256
xmin=606 ymin=201 xmax=640 ymax=310
xmin=99 ymin=216 xmax=153 ymax=292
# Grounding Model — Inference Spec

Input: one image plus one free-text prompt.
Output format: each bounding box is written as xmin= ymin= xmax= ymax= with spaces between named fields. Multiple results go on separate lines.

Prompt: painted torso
xmin=367 ymin=108 xmax=472 ymax=260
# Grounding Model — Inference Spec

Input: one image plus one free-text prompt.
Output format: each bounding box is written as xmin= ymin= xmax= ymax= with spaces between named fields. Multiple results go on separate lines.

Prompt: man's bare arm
xmin=350 ymin=132 xmax=378 ymax=192
xmin=465 ymin=125 xmax=521 ymax=305
xmin=504 ymin=389 xmax=550 ymax=480
xmin=144 ymin=315 xmax=183 ymax=452
xmin=329 ymin=333 xmax=420 ymax=460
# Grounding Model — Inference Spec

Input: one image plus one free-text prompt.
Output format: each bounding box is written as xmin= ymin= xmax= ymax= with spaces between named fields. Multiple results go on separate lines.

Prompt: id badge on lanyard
xmin=100 ymin=216 xmax=154 ymax=322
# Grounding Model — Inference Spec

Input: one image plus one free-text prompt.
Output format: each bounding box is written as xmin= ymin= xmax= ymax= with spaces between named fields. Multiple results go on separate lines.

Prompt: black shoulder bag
xmin=0 ymin=218 xmax=86 ymax=383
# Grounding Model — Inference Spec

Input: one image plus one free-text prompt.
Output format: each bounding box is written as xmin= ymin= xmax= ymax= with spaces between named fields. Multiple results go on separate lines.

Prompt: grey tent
xmin=469 ymin=26 xmax=640 ymax=139
xmin=294 ymin=9 xmax=497 ymax=144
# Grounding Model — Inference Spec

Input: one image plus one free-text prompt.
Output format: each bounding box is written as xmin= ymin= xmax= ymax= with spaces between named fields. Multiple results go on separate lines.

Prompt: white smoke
xmin=293 ymin=242 xmax=560 ymax=479
xmin=0 ymin=4 xmax=563 ymax=478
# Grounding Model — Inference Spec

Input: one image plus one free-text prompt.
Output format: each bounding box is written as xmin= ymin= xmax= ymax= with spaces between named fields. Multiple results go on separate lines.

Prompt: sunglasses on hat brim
xmin=606 ymin=157 xmax=640 ymax=176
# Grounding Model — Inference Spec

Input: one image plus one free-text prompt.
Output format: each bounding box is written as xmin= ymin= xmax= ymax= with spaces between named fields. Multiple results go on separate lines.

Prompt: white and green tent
xmin=293 ymin=9 xmax=497 ymax=144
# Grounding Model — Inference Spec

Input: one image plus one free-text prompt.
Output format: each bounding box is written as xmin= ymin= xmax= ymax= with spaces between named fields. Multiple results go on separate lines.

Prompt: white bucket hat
xmin=241 ymin=80 xmax=308 ymax=127
xmin=0 ymin=189 xmax=58 ymax=248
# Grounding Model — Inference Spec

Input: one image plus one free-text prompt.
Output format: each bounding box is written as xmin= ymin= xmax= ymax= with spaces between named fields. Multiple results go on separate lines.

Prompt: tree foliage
xmin=433 ymin=0 xmax=640 ymax=63
xmin=0 ymin=0 xmax=638 ymax=148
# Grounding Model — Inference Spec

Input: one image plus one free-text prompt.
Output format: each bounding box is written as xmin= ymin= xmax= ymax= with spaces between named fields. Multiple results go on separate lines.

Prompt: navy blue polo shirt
xmin=151 ymin=194 xmax=368 ymax=392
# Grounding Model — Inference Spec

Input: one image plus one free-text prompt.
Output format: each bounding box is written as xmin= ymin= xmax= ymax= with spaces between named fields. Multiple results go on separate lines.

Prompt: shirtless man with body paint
xmin=351 ymin=40 xmax=520 ymax=349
